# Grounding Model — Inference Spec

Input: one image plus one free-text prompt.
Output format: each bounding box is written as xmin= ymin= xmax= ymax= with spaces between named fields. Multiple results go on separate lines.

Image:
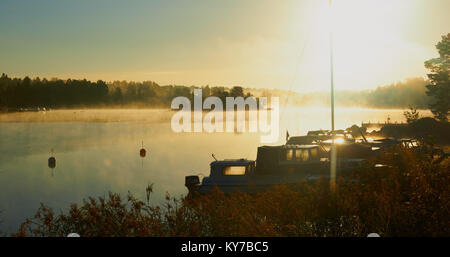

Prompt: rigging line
xmin=286 ymin=27 xmax=313 ymax=95
xmin=280 ymin=2 xmax=316 ymax=134
xmin=286 ymin=1 xmax=316 ymax=97
xmin=291 ymin=0 xmax=324 ymax=103
xmin=281 ymin=35 xmax=311 ymax=136
xmin=286 ymin=34 xmax=311 ymax=101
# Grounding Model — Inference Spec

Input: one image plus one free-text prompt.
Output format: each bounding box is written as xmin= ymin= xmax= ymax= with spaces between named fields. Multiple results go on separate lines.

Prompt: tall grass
xmin=14 ymin=147 xmax=449 ymax=237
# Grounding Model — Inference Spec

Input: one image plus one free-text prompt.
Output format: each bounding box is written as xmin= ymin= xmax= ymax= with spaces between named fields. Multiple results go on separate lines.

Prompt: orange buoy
xmin=140 ymin=148 xmax=146 ymax=157
xmin=139 ymin=140 xmax=147 ymax=158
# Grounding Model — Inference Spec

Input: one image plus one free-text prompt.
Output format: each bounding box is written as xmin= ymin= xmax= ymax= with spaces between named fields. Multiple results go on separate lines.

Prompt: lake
xmin=0 ymin=107 xmax=430 ymax=234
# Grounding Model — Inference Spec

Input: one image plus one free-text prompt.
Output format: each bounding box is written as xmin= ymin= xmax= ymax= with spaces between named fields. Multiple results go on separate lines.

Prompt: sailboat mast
xmin=329 ymin=0 xmax=337 ymax=191
xmin=329 ymin=0 xmax=335 ymax=135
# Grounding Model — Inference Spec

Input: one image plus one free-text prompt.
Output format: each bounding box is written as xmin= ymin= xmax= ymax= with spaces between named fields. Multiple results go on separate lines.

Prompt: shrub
xmin=14 ymin=148 xmax=449 ymax=237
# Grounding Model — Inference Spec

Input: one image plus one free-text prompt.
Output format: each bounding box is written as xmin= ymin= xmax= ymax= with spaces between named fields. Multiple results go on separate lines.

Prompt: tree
xmin=230 ymin=86 xmax=244 ymax=97
xmin=424 ymin=33 xmax=450 ymax=122
xmin=112 ymin=87 xmax=123 ymax=104
xmin=403 ymin=106 xmax=420 ymax=124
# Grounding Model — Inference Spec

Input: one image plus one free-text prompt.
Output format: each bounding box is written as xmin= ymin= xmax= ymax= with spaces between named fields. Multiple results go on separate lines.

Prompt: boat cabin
xmin=256 ymin=145 xmax=328 ymax=174
xmin=185 ymin=159 xmax=255 ymax=192
xmin=208 ymin=159 xmax=255 ymax=177
xmin=198 ymin=159 xmax=255 ymax=185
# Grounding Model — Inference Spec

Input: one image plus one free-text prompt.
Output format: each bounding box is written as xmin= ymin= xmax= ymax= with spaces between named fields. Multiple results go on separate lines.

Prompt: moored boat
xmin=185 ymin=144 xmax=368 ymax=194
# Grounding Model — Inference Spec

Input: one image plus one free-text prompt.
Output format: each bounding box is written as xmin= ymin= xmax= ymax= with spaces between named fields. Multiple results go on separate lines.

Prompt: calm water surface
xmin=0 ymin=107 xmax=430 ymax=233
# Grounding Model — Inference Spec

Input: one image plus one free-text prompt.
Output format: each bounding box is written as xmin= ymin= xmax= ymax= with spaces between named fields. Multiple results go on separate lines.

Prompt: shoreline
xmin=1 ymin=104 xmax=434 ymax=113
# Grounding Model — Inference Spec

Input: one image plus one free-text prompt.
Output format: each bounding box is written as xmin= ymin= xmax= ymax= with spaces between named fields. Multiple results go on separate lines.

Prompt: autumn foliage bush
xmin=14 ymin=147 xmax=449 ymax=237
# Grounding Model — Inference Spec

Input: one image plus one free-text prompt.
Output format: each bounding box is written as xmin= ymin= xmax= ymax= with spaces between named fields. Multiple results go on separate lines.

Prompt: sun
xmin=305 ymin=0 xmax=417 ymax=91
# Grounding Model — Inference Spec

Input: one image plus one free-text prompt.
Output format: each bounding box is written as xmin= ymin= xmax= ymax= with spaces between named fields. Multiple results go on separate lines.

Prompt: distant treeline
xmin=252 ymin=77 xmax=431 ymax=109
xmin=334 ymin=77 xmax=430 ymax=108
xmin=0 ymin=73 xmax=250 ymax=110
xmin=0 ymin=73 xmax=431 ymax=110
xmin=0 ymin=74 xmax=109 ymax=109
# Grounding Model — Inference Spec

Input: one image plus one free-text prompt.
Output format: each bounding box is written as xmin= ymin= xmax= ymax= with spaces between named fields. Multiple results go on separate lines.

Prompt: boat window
xmin=310 ymin=148 xmax=319 ymax=160
xmin=286 ymin=149 xmax=293 ymax=161
xmin=296 ymin=149 xmax=309 ymax=162
xmin=301 ymin=150 xmax=309 ymax=161
xmin=223 ymin=166 xmax=246 ymax=176
xmin=295 ymin=150 xmax=300 ymax=160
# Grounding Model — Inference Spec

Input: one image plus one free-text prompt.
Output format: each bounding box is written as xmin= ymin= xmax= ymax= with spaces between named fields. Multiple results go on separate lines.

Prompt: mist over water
xmin=0 ymin=108 xmax=432 ymax=233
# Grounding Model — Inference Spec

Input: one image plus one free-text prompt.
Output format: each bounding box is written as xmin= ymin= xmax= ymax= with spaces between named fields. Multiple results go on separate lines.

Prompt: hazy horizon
xmin=0 ymin=72 xmax=429 ymax=95
xmin=1 ymin=0 xmax=449 ymax=92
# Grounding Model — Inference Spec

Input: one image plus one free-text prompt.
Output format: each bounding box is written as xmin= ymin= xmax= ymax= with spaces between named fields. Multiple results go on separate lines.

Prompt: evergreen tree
xmin=425 ymin=33 xmax=450 ymax=122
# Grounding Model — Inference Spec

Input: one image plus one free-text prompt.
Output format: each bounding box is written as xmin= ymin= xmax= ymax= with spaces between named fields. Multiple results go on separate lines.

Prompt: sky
xmin=0 ymin=0 xmax=449 ymax=92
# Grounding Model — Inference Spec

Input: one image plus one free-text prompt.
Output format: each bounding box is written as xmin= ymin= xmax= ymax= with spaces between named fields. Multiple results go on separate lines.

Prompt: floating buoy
xmin=48 ymin=149 xmax=56 ymax=168
xmin=139 ymin=140 xmax=147 ymax=158
xmin=48 ymin=156 xmax=56 ymax=169
xmin=140 ymin=148 xmax=146 ymax=157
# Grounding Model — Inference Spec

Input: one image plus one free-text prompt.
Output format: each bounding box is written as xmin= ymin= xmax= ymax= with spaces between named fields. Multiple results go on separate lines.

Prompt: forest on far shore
xmin=0 ymin=73 xmax=431 ymax=111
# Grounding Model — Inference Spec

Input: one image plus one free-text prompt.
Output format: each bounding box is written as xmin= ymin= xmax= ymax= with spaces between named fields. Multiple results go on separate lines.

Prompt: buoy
xmin=140 ymin=148 xmax=146 ymax=157
xmin=48 ymin=148 xmax=56 ymax=168
xmin=139 ymin=140 xmax=147 ymax=158
xmin=48 ymin=156 xmax=56 ymax=168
